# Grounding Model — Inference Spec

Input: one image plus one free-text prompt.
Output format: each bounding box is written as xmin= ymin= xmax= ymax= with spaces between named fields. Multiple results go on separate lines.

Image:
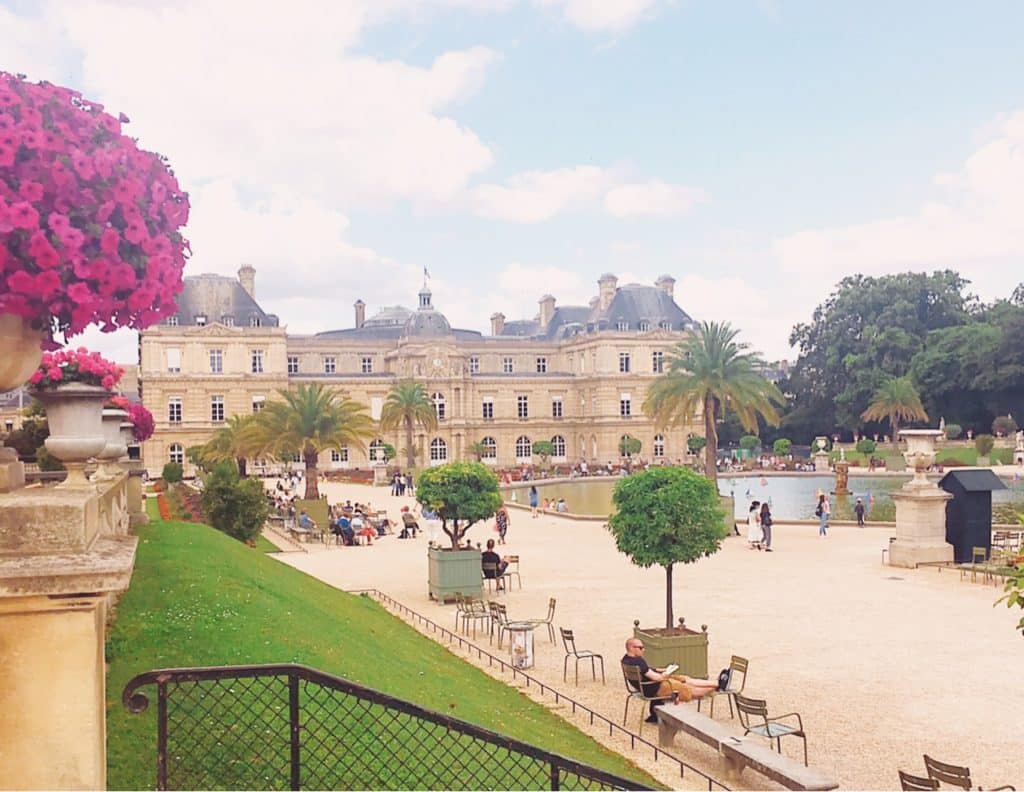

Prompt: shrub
xmin=152 ymin=478 xmax=166 ymax=493
xmin=739 ymin=435 xmax=759 ymax=451
xmin=618 ymin=436 xmax=641 ymax=457
xmin=772 ymin=438 xmax=791 ymax=456
xmin=993 ymin=416 xmax=1018 ymax=437
xmin=856 ymin=438 xmax=877 ymax=455
xmin=975 ymin=433 xmax=995 ymax=457
xmin=162 ymin=462 xmax=183 ymax=483
xmin=200 ymin=462 xmax=270 ymax=543
xmin=687 ymin=435 xmax=706 ymax=454
xmin=944 ymin=423 xmax=962 ymax=440
xmin=35 ymin=447 xmax=64 ymax=471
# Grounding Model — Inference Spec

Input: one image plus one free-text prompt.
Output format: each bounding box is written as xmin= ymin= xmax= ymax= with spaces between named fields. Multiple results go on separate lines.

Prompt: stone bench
xmin=656 ymin=703 xmax=838 ymax=791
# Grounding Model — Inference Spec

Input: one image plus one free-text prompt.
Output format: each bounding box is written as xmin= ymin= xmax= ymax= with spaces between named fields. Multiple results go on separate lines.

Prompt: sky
xmin=3 ymin=0 xmax=1024 ymax=364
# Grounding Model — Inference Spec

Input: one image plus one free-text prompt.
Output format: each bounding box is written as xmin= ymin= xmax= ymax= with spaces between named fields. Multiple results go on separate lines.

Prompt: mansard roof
xmin=169 ymin=274 xmax=279 ymax=327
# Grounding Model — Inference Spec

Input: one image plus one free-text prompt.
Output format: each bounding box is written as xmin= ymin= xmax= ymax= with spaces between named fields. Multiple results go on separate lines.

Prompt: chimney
xmin=238 ymin=264 xmax=256 ymax=299
xmin=655 ymin=274 xmax=676 ymax=299
xmin=354 ymin=299 xmax=366 ymax=328
xmin=538 ymin=295 xmax=556 ymax=330
xmin=598 ymin=273 xmax=618 ymax=312
xmin=490 ymin=312 xmax=505 ymax=336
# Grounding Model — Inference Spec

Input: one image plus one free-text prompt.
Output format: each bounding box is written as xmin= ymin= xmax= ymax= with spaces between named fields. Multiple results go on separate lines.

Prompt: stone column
xmin=0 ymin=447 xmax=24 ymax=493
xmin=0 ymin=476 xmax=137 ymax=790
xmin=125 ymin=460 xmax=149 ymax=528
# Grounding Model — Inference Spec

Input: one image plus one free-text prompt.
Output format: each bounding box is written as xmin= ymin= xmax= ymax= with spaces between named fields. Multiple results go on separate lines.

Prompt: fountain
xmin=887 ymin=429 xmax=953 ymax=568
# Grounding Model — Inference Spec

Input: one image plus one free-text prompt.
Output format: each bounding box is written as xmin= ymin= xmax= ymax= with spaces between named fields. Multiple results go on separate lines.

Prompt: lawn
xmin=106 ymin=506 xmax=659 ymax=789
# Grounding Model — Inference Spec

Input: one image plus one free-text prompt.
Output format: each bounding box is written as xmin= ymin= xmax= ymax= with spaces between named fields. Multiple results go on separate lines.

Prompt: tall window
xmin=620 ymin=395 xmax=632 ymax=417
xmin=536 ymin=356 xmax=547 ymax=373
xmin=168 ymin=397 xmax=182 ymax=423
xmin=551 ymin=397 xmax=563 ymax=418
xmin=166 ymin=316 xmax=179 ymax=326
xmin=482 ymin=397 xmax=494 ymax=420
xmin=369 ymin=439 xmax=386 ymax=462
xmin=169 ymin=443 xmax=184 ymax=464
xmin=515 ymin=436 xmax=532 ymax=460
xmin=551 ymin=435 xmax=566 ymax=458
xmin=223 ymin=315 xmax=234 ymax=327
xmin=323 ymin=356 xmax=336 ymax=374
xmin=330 ymin=447 xmax=349 ymax=463
xmin=469 ymin=356 xmax=480 ymax=374
xmin=252 ymin=395 xmax=266 ymax=413
xmin=211 ymin=396 xmax=225 ymax=422
xmin=251 ymin=349 xmax=264 ymax=374
xmin=616 ymin=321 xmax=629 ymax=331
xmin=653 ymin=434 xmax=665 ymax=458
xmin=638 ymin=321 xmax=650 ymax=332
xmin=287 ymin=355 xmax=299 ymax=374
xmin=209 ymin=348 xmax=223 ymax=374
xmin=618 ymin=352 xmax=631 ymax=373
xmin=166 ymin=348 xmax=181 ymax=373
xmin=502 ymin=356 xmax=514 ymax=374
xmin=652 ymin=351 xmax=664 ymax=373
xmin=361 ymin=356 xmax=373 ymax=374
xmin=517 ymin=395 xmax=529 ymax=419
xmin=480 ymin=437 xmax=497 ymax=459
xmin=432 ymin=392 xmax=446 ymax=421
xmin=430 ymin=438 xmax=448 ymax=463
xmin=250 ymin=315 xmax=262 ymax=327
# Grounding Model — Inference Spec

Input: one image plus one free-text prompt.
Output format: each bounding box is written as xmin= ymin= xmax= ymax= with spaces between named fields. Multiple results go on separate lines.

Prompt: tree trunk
xmin=704 ymin=394 xmax=718 ymax=486
xmin=665 ymin=563 xmax=674 ymax=629
xmin=303 ymin=447 xmax=319 ymax=499
xmin=405 ymin=415 xmax=414 ymax=471
xmin=891 ymin=416 xmax=900 ymax=450
xmin=237 ymin=457 xmax=247 ymax=478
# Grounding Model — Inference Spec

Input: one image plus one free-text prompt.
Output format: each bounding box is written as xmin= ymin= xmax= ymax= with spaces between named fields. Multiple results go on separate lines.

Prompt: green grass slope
xmin=106 ymin=513 xmax=659 ymax=789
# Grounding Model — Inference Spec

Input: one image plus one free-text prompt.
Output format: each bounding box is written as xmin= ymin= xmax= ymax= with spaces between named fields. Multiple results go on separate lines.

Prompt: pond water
xmin=526 ymin=474 xmax=1024 ymax=521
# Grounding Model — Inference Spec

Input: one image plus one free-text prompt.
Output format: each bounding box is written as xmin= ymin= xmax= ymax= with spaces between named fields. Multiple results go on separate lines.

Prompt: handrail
xmin=347 ymin=588 xmax=729 ymax=791
xmin=123 ymin=663 xmax=647 ymax=791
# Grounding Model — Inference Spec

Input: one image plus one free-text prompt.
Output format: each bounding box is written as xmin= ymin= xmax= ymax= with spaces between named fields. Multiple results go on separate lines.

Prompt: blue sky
xmin=3 ymin=0 xmax=1024 ymax=361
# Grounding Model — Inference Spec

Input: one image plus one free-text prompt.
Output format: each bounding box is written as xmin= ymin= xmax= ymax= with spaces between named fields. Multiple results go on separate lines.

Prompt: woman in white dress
xmin=746 ymin=500 xmax=762 ymax=549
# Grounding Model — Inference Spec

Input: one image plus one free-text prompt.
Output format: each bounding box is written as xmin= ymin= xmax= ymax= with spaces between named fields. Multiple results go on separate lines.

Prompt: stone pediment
xmin=389 ymin=343 xmax=464 ymax=379
xmin=188 ymin=323 xmax=238 ymax=337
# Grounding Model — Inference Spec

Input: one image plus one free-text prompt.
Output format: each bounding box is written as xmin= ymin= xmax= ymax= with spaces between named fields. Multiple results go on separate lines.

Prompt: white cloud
xmin=535 ymin=0 xmax=664 ymax=34
xmin=774 ymin=110 xmax=1024 ymax=301
xmin=604 ymin=180 xmax=706 ymax=217
xmin=474 ymin=167 xmax=704 ymax=222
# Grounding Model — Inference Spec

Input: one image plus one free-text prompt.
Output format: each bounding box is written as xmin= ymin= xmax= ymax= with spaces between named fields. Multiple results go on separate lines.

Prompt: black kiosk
xmin=938 ymin=469 xmax=1006 ymax=563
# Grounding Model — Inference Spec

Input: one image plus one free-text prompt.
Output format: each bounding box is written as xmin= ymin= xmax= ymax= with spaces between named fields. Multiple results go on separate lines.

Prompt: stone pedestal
xmin=126 ymin=460 xmax=149 ymax=528
xmin=372 ymin=463 xmax=390 ymax=486
xmin=0 ymin=447 xmax=24 ymax=493
xmin=888 ymin=429 xmax=954 ymax=568
xmin=814 ymin=451 xmax=830 ymax=472
xmin=0 ymin=477 xmax=137 ymax=790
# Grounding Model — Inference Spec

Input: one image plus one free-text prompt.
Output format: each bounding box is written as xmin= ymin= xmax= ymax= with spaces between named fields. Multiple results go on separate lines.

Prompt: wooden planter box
xmin=633 ymin=619 xmax=709 ymax=679
xmin=428 ymin=545 xmax=482 ymax=603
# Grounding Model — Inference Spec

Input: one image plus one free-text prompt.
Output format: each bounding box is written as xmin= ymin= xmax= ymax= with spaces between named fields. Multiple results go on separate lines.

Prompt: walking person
xmin=759 ymin=501 xmax=773 ymax=552
xmin=495 ymin=505 xmax=510 ymax=544
xmin=854 ymin=497 xmax=866 ymax=528
xmin=746 ymin=501 xmax=762 ymax=549
xmin=816 ymin=493 xmax=830 ymax=536
xmin=528 ymin=485 xmax=539 ymax=518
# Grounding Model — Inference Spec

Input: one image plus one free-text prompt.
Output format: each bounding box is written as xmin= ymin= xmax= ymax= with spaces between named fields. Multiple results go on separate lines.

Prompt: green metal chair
xmin=734 ymin=693 xmax=808 ymax=766
xmin=696 ymin=654 xmax=748 ymax=719
xmin=559 ymin=628 xmax=604 ymax=685
xmin=923 ymin=754 xmax=1016 ymax=791
xmin=898 ymin=770 xmax=938 ymax=790
xmin=620 ymin=661 xmax=672 ymax=734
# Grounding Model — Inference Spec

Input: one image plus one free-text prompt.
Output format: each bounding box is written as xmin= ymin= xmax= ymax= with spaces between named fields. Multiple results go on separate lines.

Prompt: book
xmin=663 ymin=663 xmax=679 ymax=675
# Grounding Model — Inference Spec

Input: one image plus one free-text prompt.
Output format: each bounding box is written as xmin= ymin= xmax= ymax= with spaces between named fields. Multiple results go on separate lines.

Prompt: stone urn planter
xmin=34 ymin=383 xmax=108 ymax=488
xmin=93 ymin=408 xmax=129 ymax=481
xmin=633 ymin=618 xmax=709 ymax=679
xmin=428 ymin=545 xmax=482 ymax=603
xmin=0 ymin=313 xmax=44 ymax=393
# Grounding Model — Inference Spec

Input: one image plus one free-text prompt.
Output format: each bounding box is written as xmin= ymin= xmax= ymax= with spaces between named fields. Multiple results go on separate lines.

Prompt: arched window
xmin=480 ymin=437 xmax=497 ymax=459
xmin=431 ymin=392 xmax=446 ymax=421
xmin=653 ymin=434 xmax=665 ymax=458
xmin=169 ymin=443 xmax=184 ymax=464
xmin=515 ymin=436 xmax=532 ymax=461
xmin=430 ymin=437 xmax=448 ymax=463
xmin=551 ymin=435 xmax=566 ymax=459
xmin=369 ymin=439 xmax=386 ymax=462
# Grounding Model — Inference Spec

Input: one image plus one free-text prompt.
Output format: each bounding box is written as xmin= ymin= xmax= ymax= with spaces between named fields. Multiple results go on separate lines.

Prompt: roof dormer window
xmin=195 ymin=314 xmax=207 ymax=326
xmin=222 ymin=315 xmax=234 ymax=327
xmin=250 ymin=315 xmax=262 ymax=327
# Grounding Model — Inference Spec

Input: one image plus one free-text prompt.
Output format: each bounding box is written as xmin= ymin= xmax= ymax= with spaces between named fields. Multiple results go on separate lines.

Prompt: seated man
xmin=294 ymin=509 xmax=316 ymax=541
xmin=352 ymin=512 xmax=375 ymax=545
xmin=400 ymin=508 xmax=419 ymax=539
xmin=337 ymin=515 xmax=354 ymax=545
xmin=621 ymin=638 xmax=719 ymax=723
xmin=481 ymin=539 xmax=509 ymax=590
xmin=555 ymin=497 xmax=568 ymax=513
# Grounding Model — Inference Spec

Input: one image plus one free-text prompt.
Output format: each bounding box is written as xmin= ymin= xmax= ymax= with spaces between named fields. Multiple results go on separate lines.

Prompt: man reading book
xmin=621 ymin=638 xmax=720 ymax=723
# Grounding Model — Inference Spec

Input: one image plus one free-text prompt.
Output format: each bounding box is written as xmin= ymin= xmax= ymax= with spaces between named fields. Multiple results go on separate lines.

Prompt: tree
xmin=644 ymin=321 xmax=784 ymax=485
xmin=997 ymin=513 xmax=1024 ymax=637
xmin=944 ymin=423 xmax=962 ymax=440
xmin=379 ymin=381 xmax=438 ymax=471
xmin=416 ymin=462 xmax=503 ymax=549
xmin=993 ymin=416 xmax=1018 ymax=437
xmin=199 ymin=414 xmax=260 ymax=477
xmin=855 ymin=438 xmax=877 ymax=455
xmin=468 ymin=441 xmax=489 ymax=462
xmin=532 ymin=440 xmax=554 ymax=468
xmin=738 ymin=435 xmax=758 ymax=452
xmin=860 ymin=376 xmax=928 ymax=449
xmin=687 ymin=435 xmax=706 ymax=455
xmin=200 ymin=462 xmax=270 ymax=543
xmin=975 ymin=433 xmax=995 ymax=458
xmin=608 ymin=467 xmax=727 ymax=628
xmin=618 ymin=436 xmax=641 ymax=458
xmin=772 ymin=438 xmax=792 ymax=456
xmin=253 ymin=383 xmax=375 ymax=499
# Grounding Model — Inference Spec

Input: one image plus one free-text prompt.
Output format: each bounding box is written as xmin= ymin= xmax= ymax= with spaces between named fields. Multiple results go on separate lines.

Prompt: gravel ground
xmin=266 ymin=479 xmax=1024 ymax=790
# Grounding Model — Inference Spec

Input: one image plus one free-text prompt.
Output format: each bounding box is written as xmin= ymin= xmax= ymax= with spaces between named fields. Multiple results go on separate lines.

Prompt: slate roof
xmin=938 ymin=469 xmax=1008 ymax=492
xmin=169 ymin=274 xmax=280 ymax=327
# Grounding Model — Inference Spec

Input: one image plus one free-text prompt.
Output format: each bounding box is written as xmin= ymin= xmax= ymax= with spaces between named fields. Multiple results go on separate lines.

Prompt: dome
xmin=363 ymin=305 xmax=413 ymax=328
xmin=404 ymin=309 xmax=452 ymax=337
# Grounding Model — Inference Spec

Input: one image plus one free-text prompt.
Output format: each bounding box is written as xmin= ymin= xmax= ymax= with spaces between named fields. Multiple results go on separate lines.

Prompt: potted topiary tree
xmin=608 ymin=467 xmax=727 ymax=677
xmin=418 ymin=461 xmax=503 ymax=602
xmin=975 ymin=433 xmax=995 ymax=466
xmin=532 ymin=440 xmax=554 ymax=472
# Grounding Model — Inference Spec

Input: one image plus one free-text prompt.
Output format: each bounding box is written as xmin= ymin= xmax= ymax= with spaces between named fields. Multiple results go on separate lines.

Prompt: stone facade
xmin=139 ymin=268 xmax=703 ymax=476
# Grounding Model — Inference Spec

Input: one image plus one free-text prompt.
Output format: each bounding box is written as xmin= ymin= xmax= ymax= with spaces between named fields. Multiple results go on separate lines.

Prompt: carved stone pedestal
xmin=125 ymin=460 xmax=149 ymax=528
xmin=0 ymin=447 xmax=24 ymax=493
xmin=888 ymin=429 xmax=953 ymax=568
xmin=0 ymin=476 xmax=137 ymax=790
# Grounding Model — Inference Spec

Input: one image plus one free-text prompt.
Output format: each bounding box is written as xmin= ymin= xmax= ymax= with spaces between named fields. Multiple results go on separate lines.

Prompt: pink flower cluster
xmin=29 ymin=346 xmax=124 ymax=391
xmin=126 ymin=402 xmax=154 ymax=442
xmin=0 ymin=72 xmax=189 ymax=344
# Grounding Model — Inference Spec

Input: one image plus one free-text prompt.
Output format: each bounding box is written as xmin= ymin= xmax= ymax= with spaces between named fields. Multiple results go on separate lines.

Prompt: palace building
xmin=138 ymin=266 xmax=702 ymax=476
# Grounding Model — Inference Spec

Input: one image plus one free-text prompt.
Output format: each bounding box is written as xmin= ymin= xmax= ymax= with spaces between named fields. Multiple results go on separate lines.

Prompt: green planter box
xmin=633 ymin=619 xmax=709 ymax=679
xmin=428 ymin=546 xmax=482 ymax=603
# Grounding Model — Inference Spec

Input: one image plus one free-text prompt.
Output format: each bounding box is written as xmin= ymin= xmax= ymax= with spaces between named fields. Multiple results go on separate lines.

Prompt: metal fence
xmin=122 ymin=663 xmax=649 ymax=791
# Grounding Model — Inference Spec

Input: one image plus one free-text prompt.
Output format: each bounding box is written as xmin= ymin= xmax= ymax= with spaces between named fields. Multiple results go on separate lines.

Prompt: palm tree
xmin=253 ymin=383 xmax=375 ymax=499
xmin=643 ymin=321 xmax=784 ymax=486
xmin=379 ymin=381 xmax=438 ymax=471
xmin=199 ymin=414 xmax=260 ymax=477
xmin=860 ymin=376 xmax=928 ymax=449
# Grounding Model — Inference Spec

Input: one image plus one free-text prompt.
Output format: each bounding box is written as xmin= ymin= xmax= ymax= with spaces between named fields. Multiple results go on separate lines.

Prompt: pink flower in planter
xmin=29 ymin=347 xmax=123 ymax=392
